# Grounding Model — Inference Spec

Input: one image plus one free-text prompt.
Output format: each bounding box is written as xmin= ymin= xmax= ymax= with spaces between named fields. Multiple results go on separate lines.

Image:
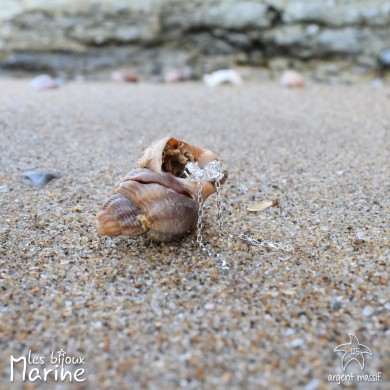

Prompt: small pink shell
xmin=111 ymin=69 xmax=138 ymax=83
xmin=280 ymin=70 xmax=305 ymax=88
xmin=164 ymin=67 xmax=192 ymax=83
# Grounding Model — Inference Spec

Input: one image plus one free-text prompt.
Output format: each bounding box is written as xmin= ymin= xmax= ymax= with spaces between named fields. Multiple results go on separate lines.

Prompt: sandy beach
xmin=0 ymin=80 xmax=389 ymax=389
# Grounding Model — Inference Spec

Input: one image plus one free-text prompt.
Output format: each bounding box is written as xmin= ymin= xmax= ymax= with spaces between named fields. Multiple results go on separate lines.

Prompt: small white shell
xmin=203 ymin=69 xmax=243 ymax=87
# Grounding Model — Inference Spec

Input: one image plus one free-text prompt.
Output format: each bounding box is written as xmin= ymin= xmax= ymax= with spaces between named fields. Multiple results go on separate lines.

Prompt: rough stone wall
xmin=0 ymin=0 xmax=389 ymax=81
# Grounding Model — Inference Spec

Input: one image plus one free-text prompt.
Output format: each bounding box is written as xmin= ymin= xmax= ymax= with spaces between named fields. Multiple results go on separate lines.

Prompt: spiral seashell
xmin=95 ymin=137 xmax=227 ymax=242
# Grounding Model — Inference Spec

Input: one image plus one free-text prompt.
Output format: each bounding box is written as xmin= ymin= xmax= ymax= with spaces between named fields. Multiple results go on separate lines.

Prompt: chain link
xmin=196 ymin=178 xmax=229 ymax=270
xmin=187 ymin=160 xmax=294 ymax=270
xmin=215 ymin=180 xmax=294 ymax=253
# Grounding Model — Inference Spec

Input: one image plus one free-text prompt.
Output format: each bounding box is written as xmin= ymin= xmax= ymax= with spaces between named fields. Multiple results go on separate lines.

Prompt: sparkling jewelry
xmin=184 ymin=160 xmax=294 ymax=270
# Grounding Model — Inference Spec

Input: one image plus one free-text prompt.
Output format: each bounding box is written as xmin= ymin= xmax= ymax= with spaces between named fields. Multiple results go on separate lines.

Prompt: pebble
xmin=282 ymin=290 xmax=296 ymax=296
xmin=247 ymin=199 xmax=273 ymax=212
xmin=22 ymin=171 xmax=60 ymax=187
xmin=290 ymin=338 xmax=304 ymax=347
xmin=356 ymin=231 xmax=365 ymax=240
xmin=356 ymin=231 xmax=371 ymax=241
xmin=304 ymin=378 xmax=320 ymax=390
xmin=203 ymin=69 xmax=243 ymax=87
xmin=111 ymin=69 xmax=138 ymax=83
xmin=73 ymin=204 xmax=83 ymax=212
xmin=378 ymin=49 xmax=390 ymax=67
xmin=284 ymin=328 xmax=295 ymax=336
xmin=330 ymin=299 xmax=341 ymax=310
xmin=362 ymin=306 xmax=374 ymax=316
xmin=280 ymin=70 xmax=305 ymax=88
xmin=164 ymin=66 xmax=192 ymax=83
xmin=29 ymin=74 xmax=60 ymax=90
xmin=0 ymin=184 xmax=10 ymax=193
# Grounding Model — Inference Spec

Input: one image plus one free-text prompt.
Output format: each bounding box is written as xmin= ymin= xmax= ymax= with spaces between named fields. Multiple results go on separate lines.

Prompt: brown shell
xmin=95 ymin=137 xmax=227 ymax=242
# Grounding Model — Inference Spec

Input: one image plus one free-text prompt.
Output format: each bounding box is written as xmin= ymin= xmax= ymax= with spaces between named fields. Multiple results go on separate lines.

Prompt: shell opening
xmin=161 ymin=140 xmax=195 ymax=178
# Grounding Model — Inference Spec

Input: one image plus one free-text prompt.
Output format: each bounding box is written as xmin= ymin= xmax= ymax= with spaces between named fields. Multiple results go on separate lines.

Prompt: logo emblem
xmin=334 ymin=333 xmax=372 ymax=371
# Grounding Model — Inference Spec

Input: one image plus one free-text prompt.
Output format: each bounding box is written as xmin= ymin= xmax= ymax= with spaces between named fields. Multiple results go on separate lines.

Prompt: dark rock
xmin=379 ymin=49 xmax=390 ymax=67
xmin=22 ymin=171 xmax=60 ymax=188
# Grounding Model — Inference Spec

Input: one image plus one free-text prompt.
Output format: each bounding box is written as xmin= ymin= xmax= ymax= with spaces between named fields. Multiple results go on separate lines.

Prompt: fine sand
xmin=0 ymin=80 xmax=389 ymax=389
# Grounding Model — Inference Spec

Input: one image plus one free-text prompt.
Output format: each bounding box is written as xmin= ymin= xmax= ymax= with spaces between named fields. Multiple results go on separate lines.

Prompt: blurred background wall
xmin=1 ymin=0 xmax=389 ymax=82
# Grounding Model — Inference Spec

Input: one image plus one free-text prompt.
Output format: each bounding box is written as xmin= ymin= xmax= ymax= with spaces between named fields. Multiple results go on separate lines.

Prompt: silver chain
xmin=196 ymin=177 xmax=229 ymax=270
xmin=215 ymin=180 xmax=294 ymax=253
xmin=186 ymin=161 xmax=294 ymax=270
